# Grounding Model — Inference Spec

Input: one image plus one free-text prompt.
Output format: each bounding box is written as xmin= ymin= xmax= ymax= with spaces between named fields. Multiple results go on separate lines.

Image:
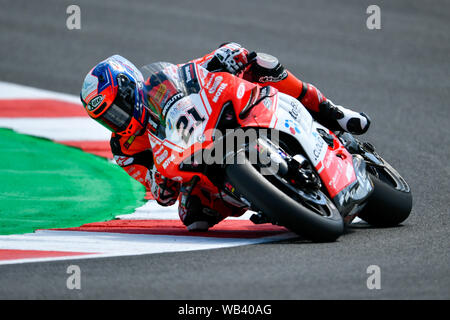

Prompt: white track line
xmin=0 ymin=230 xmax=297 ymax=265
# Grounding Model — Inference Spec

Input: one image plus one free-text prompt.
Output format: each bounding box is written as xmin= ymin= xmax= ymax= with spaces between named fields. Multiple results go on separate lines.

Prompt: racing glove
xmin=208 ymin=42 xmax=250 ymax=75
xmin=149 ymin=167 xmax=180 ymax=206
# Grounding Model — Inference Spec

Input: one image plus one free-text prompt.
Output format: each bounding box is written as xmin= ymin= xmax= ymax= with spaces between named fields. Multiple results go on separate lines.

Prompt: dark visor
xmin=98 ymin=75 xmax=136 ymax=133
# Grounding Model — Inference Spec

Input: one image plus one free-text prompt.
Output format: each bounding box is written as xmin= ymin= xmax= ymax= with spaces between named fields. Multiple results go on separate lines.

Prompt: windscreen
xmin=140 ymin=62 xmax=187 ymax=122
xmin=140 ymin=62 xmax=209 ymax=150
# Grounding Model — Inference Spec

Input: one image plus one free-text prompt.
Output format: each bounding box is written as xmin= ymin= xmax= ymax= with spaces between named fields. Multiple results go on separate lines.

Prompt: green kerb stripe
xmin=0 ymin=129 xmax=145 ymax=235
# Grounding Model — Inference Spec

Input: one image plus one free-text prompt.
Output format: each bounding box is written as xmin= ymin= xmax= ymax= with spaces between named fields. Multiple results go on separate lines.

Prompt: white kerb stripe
xmin=0 ymin=117 xmax=111 ymax=141
xmin=0 ymin=81 xmax=80 ymax=104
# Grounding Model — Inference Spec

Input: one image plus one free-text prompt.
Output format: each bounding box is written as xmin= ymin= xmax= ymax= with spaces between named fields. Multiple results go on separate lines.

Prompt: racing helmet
xmin=80 ymin=55 xmax=151 ymax=136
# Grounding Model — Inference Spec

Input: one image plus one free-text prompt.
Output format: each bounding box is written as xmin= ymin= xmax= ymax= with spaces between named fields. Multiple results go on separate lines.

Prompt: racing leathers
xmin=111 ymin=43 xmax=371 ymax=231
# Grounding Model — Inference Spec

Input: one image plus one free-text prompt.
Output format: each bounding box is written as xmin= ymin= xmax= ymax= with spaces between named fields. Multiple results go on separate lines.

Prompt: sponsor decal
xmin=206 ymin=74 xmax=215 ymax=89
xmin=87 ymin=94 xmax=104 ymax=111
xmin=197 ymin=67 xmax=208 ymax=83
xmin=156 ymin=149 xmax=169 ymax=164
xmin=81 ymin=73 xmax=99 ymax=101
xmin=123 ymin=134 xmax=136 ymax=149
xmin=184 ymin=64 xmax=193 ymax=82
xmin=289 ymin=101 xmax=299 ymax=120
xmin=328 ymin=174 xmax=338 ymax=188
xmin=236 ymin=83 xmax=245 ymax=99
xmin=338 ymin=183 xmax=357 ymax=206
xmin=148 ymin=117 xmax=159 ymax=131
xmin=258 ymin=70 xmax=288 ymax=83
xmin=284 ymin=119 xmax=300 ymax=135
xmin=208 ymin=76 xmax=223 ymax=94
xmin=114 ymin=155 xmax=134 ymax=167
xmin=316 ymin=87 xmax=325 ymax=103
xmin=263 ymin=98 xmax=272 ymax=110
xmin=162 ymin=154 xmax=175 ymax=169
xmin=182 ymin=63 xmax=200 ymax=94
xmin=162 ymin=92 xmax=184 ymax=118
xmin=154 ymin=144 xmax=165 ymax=156
xmin=154 ymin=84 xmax=167 ymax=103
xmin=258 ymin=86 xmax=273 ymax=110
xmin=212 ymin=83 xmax=228 ymax=103
xmin=167 ymin=97 xmax=191 ymax=121
xmin=260 ymin=86 xmax=271 ymax=96
xmin=311 ymin=131 xmax=325 ymax=162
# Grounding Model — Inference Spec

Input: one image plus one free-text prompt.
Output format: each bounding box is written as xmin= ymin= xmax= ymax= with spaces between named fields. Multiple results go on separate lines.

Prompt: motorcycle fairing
xmin=235 ymin=90 xmax=358 ymax=199
xmin=145 ymin=63 xmax=370 ymax=209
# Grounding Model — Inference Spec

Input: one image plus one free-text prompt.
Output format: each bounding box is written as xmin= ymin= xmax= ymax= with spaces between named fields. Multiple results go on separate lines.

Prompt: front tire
xmin=225 ymin=152 xmax=344 ymax=242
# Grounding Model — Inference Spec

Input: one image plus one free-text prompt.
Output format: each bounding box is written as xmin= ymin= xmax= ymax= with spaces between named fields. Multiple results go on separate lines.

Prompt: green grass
xmin=0 ymin=129 xmax=145 ymax=235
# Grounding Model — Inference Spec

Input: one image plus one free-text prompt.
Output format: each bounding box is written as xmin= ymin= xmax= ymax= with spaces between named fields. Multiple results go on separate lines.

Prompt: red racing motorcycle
xmin=141 ymin=60 xmax=412 ymax=242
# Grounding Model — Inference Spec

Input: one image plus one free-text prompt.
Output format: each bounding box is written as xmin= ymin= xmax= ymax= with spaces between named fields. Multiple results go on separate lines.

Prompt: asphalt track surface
xmin=0 ymin=0 xmax=449 ymax=300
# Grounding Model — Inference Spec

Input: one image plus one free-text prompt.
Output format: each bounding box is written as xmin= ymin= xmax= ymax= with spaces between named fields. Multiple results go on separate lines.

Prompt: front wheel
xmin=225 ymin=151 xmax=344 ymax=242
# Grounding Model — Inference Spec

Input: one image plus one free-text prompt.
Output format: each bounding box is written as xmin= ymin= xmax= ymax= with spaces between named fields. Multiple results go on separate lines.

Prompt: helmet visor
xmin=98 ymin=75 xmax=136 ymax=133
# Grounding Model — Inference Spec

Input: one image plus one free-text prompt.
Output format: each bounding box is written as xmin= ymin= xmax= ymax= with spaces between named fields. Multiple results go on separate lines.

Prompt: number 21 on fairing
xmin=175 ymin=106 xmax=206 ymax=144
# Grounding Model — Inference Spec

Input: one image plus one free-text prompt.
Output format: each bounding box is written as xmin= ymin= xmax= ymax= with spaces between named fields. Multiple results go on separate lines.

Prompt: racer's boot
xmin=316 ymin=100 xmax=371 ymax=135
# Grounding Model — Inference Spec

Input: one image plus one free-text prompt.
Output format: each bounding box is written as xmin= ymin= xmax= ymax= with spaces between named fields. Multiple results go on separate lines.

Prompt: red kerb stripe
xmin=0 ymin=249 xmax=96 ymax=261
xmin=57 ymin=219 xmax=289 ymax=239
xmin=0 ymin=99 xmax=86 ymax=117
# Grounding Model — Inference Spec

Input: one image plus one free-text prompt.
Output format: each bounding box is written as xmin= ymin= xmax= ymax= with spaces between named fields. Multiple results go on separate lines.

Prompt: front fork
xmin=337 ymin=131 xmax=383 ymax=166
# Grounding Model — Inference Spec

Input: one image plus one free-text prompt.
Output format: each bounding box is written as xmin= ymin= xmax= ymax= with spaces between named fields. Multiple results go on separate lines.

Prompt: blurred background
xmin=1 ymin=0 xmax=449 ymax=152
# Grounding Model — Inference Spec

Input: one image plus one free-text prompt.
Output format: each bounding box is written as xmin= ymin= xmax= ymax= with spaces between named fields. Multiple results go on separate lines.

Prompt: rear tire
xmin=225 ymin=152 xmax=344 ymax=242
xmin=358 ymin=165 xmax=412 ymax=227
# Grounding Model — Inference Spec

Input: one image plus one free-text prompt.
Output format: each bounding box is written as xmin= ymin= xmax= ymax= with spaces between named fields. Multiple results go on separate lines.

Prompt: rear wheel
xmin=225 ymin=151 xmax=344 ymax=242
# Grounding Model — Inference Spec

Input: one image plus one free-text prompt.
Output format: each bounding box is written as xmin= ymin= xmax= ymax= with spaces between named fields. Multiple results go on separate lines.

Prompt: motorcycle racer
xmin=80 ymin=43 xmax=371 ymax=231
